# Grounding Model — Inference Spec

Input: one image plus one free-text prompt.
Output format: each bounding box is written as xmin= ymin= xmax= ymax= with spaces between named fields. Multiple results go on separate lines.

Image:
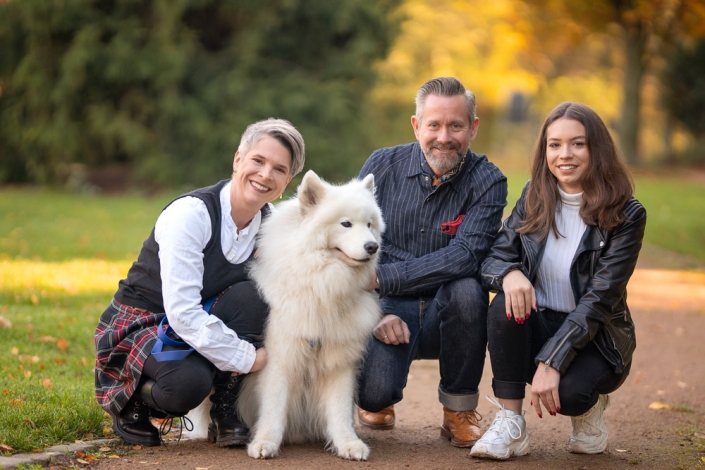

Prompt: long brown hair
xmin=518 ymin=102 xmax=634 ymax=239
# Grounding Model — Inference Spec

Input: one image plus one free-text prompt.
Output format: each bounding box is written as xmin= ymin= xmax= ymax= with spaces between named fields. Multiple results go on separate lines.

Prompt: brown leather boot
xmin=358 ymin=405 xmax=395 ymax=430
xmin=440 ymin=406 xmax=482 ymax=447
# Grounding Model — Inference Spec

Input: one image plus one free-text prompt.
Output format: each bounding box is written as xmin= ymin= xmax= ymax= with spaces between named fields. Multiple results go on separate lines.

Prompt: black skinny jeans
xmin=487 ymin=293 xmax=631 ymax=416
xmin=140 ymin=280 xmax=268 ymax=416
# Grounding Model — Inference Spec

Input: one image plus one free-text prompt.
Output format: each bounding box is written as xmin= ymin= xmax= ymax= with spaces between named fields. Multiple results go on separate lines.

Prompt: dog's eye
xmin=341 ymin=221 xmax=352 ymax=228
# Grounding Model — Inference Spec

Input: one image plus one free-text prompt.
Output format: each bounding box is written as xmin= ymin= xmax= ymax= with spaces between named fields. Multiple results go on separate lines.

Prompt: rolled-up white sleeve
xmin=154 ymin=197 xmax=256 ymax=374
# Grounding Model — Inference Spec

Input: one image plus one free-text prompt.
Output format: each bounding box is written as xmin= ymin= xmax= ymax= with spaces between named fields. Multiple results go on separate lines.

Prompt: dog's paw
xmin=337 ymin=439 xmax=370 ymax=461
xmin=247 ymin=439 xmax=280 ymax=459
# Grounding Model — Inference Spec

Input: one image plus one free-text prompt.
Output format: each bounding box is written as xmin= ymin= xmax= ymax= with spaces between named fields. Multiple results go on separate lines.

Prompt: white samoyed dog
xmin=186 ymin=170 xmax=384 ymax=461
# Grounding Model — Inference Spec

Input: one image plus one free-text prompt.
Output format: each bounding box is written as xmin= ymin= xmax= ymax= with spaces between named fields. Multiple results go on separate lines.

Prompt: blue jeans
xmin=357 ymin=277 xmax=488 ymax=412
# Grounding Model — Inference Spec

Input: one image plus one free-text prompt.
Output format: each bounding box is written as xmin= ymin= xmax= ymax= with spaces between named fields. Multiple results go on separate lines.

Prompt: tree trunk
xmin=620 ymin=20 xmax=648 ymax=166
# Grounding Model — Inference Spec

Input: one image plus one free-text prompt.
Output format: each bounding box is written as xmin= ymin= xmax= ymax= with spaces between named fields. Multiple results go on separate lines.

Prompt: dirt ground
xmin=89 ymin=256 xmax=705 ymax=470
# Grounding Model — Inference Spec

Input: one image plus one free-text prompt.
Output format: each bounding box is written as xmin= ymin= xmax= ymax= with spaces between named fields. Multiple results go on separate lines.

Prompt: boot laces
xmin=155 ymin=414 xmax=194 ymax=449
xmin=452 ymin=408 xmax=482 ymax=425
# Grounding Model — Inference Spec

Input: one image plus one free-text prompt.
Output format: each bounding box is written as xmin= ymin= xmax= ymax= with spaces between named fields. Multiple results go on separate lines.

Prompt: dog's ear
xmin=299 ymin=170 xmax=326 ymax=215
xmin=361 ymin=173 xmax=375 ymax=195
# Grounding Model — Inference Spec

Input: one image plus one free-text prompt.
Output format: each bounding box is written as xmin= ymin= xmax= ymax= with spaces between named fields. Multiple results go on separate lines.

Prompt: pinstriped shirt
xmin=360 ymin=142 xmax=507 ymax=298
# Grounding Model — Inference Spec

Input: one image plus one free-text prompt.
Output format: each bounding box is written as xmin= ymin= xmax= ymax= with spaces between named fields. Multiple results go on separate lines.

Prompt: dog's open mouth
xmin=335 ymin=248 xmax=371 ymax=264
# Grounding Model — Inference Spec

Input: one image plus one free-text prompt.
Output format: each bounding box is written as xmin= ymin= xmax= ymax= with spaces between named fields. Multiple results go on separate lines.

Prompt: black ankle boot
xmin=208 ymin=372 xmax=249 ymax=447
xmin=113 ymin=395 xmax=161 ymax=447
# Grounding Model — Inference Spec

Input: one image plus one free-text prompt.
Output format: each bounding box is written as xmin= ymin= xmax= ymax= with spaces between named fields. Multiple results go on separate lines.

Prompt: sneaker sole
xmin=470 ymin=439 xmax=530 ymax=460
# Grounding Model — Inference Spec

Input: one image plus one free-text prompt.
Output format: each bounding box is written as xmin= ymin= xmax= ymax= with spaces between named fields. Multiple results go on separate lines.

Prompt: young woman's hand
xmin=530 ymin=362 xmax=561 ymax=418
xmin=502 ymin=270 xmax=536 ymax=323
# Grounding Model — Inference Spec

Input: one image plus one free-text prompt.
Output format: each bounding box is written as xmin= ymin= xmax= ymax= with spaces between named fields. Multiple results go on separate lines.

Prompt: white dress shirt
xmin=154 ymin=182 xmax=262 ymax=374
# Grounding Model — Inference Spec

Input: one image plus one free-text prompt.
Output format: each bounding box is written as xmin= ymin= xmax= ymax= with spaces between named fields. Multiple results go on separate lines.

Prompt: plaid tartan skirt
xmin=94 ymin=299 xmax=164 ymax=416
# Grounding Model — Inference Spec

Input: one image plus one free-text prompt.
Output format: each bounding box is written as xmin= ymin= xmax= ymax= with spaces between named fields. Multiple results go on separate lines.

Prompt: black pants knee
xmin=487 ymin=292 xmax=630 ymax=416
xmin=141 ymin=280 xmax=269 ymax=415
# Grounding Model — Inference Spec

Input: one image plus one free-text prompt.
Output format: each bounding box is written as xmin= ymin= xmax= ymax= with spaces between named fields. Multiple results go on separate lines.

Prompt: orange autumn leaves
xmin=7 ymin=334 xmax=77 ymax=390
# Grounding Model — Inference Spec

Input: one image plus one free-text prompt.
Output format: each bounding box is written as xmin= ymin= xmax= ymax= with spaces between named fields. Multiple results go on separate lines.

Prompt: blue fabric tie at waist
xmin=150 ymin=296 xmax=217 ymax=362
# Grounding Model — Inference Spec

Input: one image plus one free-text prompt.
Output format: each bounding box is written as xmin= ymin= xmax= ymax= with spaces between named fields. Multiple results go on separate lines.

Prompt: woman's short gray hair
xmin=415 ymin=77 xmax=476 ymax=124
xmin=238 ymin=118 xmax=306 ymax=176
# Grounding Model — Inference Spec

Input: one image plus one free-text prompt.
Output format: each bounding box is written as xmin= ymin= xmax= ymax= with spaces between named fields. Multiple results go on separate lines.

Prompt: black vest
xmin=114 ymin=179 xmax=270 ymax=312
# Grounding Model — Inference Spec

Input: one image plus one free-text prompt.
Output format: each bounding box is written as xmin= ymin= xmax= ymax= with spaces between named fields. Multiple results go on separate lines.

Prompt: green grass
xmin=0 ymin=173 xmax=703 ymax=454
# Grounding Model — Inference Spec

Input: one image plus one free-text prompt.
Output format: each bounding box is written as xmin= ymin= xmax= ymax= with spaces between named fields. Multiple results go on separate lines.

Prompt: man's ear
xmin=411 ymin=115 xmax=421 ymax=141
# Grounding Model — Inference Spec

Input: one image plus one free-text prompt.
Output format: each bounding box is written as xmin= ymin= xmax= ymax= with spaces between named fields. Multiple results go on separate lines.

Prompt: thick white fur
xmin=185 ymin=171 xmax=384 ymax=460
xmin=243 ymin=170 xmax=384 ymax=460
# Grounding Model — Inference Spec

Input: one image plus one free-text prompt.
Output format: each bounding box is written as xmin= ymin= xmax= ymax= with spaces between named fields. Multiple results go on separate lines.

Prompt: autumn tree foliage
xmin=524 ymin=0 xmax=705 ymax=165
xmin=0 ymin=0 xmax=400 ymax=186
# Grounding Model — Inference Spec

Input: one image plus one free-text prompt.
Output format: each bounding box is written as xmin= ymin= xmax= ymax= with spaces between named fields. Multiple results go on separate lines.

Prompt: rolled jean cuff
xmin=492 ymin=378 xmax=526 ymax=400
xmin=438 ymin=386 xmax=479 ymax=411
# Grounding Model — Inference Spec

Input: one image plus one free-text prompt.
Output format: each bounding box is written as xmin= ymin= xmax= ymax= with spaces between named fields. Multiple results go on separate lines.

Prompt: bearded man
xmin=357 ymin=77 xmax=507 ymax=448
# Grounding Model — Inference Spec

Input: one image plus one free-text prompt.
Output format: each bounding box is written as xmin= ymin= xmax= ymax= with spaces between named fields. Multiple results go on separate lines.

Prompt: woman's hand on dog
xmin=249 ymin=347 xmax=268 ymax=373
xmin=374 ymin=314 xmax=410 ymax=345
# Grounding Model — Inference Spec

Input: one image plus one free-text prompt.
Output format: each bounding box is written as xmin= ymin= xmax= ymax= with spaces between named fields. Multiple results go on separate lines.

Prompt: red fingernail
xmin=530 ymin=400 xmax=533 ymax=406
xmin=556 ymin=407 xmax=561 ymax=413
xmin=507 ymin=314 xmax=511 ymax=321
xmin=539 ymin=413 xmax=543 ymax=419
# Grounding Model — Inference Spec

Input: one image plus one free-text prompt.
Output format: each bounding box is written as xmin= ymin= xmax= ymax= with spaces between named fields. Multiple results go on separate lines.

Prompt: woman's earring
xmin=279 ymin=193 xmax=283 ymax=199
xmin=232 ymin=171 xmax=237 ymax=178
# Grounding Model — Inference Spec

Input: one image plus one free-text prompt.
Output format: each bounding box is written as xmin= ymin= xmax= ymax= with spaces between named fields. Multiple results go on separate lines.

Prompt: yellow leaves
xmin=648 ymin=401 xmax=671 ymax=410
xmin=11 ymin=346 xmax=19 ymax=355
xmin=8 ymin=399 xmax=24 ymax=406
xmin=0 ymin=259 xmax=131 ymax=295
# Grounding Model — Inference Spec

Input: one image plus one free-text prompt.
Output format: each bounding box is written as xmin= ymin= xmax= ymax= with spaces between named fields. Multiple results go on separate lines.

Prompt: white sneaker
xmin=568 ymin=394 xmax=610 ymax=454
xmin=470 ymin=396 xmax=530 ymax=460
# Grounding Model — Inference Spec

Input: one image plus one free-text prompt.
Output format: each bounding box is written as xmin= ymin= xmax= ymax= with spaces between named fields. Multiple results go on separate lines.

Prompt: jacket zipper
xmin=544 ymin=324 xmax=579 ymax=371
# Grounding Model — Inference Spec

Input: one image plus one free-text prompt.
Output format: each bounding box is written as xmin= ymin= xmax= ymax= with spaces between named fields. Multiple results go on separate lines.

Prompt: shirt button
xmin=599 ymin=241 xmax=604 ymax=247
xmin=420 ymin=228 xmax=425 ymax=233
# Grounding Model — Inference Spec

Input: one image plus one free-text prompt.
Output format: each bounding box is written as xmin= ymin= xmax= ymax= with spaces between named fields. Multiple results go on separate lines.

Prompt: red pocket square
xmin=440 ymin=214 xmax=465 ymax=235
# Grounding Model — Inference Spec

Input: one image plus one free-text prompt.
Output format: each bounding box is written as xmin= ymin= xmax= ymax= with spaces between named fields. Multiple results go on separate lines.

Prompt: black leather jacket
xmin=481 ymin=183 xmax=646 ymax=375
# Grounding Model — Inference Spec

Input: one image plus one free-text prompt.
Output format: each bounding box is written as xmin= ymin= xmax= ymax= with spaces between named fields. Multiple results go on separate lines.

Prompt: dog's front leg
xmin=320 ymin=368 xmax=370 ymax=460
xmin=247 ymin=363 xmax=289 ymax=459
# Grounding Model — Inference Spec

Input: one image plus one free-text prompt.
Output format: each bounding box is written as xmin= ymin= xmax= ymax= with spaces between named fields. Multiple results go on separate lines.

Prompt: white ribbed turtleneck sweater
xmin=535 ymin=187 xmax=587 ymax=313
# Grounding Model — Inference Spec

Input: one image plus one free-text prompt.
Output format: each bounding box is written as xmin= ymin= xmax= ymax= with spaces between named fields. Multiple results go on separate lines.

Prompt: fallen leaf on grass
xmin=99 ymin=446 xmax=112 ymax=452
xmin=24 ymin=418 xmax=37 ymax=428
xmin=11 ymin=347 xmax=19 ymax=355
xmin=108 ymin=455 xmax=120 ymax=459
xmin=0 ymin=444 xmax=14 ymax=452
xmin=133 ymin=445 xmax=143 ymax=450
xmin=31 ymin=448 xmax=43 ymax=453
xmin=57 ymin=339 xmax=69 ymax=352
xmin=9 ymin=399 xmax=24 ymax=406
xmin=38 ymin=336 xmax=57 ymax=343
xmin=76 ymin=458 xmax=89 ymax=464
xmin=648 ymin=401 xmax=671 ymax=410
xmin=0 ymin=315 xmax=11 ymax=328
xmin=41 ymin=378 xmax=52 ymax=388
xmin=694 ymin=432 xmax=705 ymax=439
xmin=30 ymin=294 xmax=39 ymax=305
xmin=52 ymin=358 xmax=66 ymax=364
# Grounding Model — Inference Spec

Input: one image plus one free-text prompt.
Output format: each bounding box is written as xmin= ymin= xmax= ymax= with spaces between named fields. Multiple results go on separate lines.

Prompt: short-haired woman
xmin=470 ymin=102 xmax=646 ymax=460
xmin=95 ymin=118 xmax=305 ymax=447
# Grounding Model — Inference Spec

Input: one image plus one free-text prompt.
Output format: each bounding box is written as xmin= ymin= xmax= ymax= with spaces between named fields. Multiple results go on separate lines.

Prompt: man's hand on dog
xmin=373 ymin=315 xmax=410 ymax=345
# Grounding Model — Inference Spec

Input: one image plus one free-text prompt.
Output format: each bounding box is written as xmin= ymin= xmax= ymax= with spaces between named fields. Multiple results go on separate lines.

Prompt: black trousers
xmin=140 ymin=280 xmax=268 ymax=415
xmin=487 ymin=293 xmax=630 ymax=416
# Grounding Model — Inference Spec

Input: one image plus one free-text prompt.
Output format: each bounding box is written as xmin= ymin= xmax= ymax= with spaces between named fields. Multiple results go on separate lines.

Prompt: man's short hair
xmin=238 ymin=118 xmax=306 ymax=176
xmin=415 ymin=77 xmax=477 ymax=124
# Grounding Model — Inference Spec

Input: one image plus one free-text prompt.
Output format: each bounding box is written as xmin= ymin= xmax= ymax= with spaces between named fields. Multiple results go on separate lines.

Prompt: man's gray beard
xmin=423 ymin=148 xmax=465 ymax=174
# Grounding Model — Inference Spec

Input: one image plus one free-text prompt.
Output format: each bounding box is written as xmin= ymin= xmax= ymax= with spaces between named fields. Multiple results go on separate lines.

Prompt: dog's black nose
xmin=364 ymin=242 xmax=379 ymax=255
